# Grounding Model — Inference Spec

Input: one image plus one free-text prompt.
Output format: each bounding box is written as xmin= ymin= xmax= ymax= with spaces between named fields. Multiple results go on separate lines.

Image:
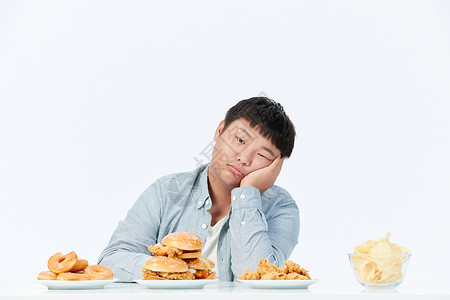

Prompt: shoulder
xmin=155 ymin=164 xmax=208 ymax=191
xmin=138 ymin=164 xmax=208 ymax=208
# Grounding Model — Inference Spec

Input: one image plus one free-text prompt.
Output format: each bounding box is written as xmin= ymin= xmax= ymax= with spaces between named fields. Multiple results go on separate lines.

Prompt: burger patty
xmin=194 ymin=270 xmax=216 ymax=280
xmin=148 ymin=244 xmax=183 ymax=258
xmin=142 ymin=269 xmax=195 ymax=280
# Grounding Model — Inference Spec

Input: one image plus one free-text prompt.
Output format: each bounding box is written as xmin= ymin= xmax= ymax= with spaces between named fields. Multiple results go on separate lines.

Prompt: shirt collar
xmin=195 ymin=163 xmax=211 ymax=209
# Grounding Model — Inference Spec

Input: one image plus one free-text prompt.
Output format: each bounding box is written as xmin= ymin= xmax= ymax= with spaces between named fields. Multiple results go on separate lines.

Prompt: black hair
xmin=223 ymin=97 xmax=296 ymax=158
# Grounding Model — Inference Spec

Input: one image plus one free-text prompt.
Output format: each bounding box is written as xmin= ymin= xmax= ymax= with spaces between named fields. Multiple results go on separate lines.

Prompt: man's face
xmin=209 ymin=118 xmax=281 ymax=188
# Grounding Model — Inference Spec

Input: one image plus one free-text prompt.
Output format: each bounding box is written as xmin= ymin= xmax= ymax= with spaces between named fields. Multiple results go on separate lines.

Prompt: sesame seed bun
xmin=162 ymin=232 xmax=203 ymax=251
xmin=143 ymin=256 xmax=188 ymax=273
xmin=185 ymin=257 xmax=215 ymax=270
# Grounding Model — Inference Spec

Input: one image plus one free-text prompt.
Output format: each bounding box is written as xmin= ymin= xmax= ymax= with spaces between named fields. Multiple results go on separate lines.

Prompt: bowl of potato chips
xmin=349 ymin=232 xmax=411 ymax=288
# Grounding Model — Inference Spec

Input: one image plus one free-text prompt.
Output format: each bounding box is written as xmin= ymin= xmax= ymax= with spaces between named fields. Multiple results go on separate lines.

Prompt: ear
xmin=214 ymin=120 xmax=226 ymax=142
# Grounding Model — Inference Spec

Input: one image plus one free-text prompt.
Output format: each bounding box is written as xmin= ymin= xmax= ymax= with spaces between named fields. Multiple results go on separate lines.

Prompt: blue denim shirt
xmin=98 ymin=163 xmax=299 ymax=281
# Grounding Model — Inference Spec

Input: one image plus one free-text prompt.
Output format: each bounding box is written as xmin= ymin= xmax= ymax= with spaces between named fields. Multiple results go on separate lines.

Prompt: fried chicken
xmin=261 ymin=272 xmax=286 ymax=280
xmin=166 ymin=271 xmax=195 ymax=280
xmin=285 ymin=273 xmax=310 ymax=280
xmin=239 ymin=258 xmax=312 ymax=281
xmin=257 ymin=258 xmax=280 ymax=275
xmin=142 ymin=268 xmax=158 ymax=278
xmin=142 ymin=268 xmax=195 ymax=280
xmin=148 ymin=243 xmax=183 ymax=258
xmin=284 ymin=260 xmax=311 ymax=279
xmin=238 ymin=269 xmax=261 ymax=280
xmin=193 ymin=270 xmax=216 ymax=280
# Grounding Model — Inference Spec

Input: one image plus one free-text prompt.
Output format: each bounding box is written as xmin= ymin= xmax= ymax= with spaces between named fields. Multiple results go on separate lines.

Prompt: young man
xmin=98 ymin=97 xmax=299 ymax=281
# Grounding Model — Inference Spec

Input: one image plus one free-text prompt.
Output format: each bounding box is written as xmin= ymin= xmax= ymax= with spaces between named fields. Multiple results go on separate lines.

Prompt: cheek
xmin=251 ymin=158 xmax=272 ymax=171
xmin=212 ymin=142 xmax=235 ymax=162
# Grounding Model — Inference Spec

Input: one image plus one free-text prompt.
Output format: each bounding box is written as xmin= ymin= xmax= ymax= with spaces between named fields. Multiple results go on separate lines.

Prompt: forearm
xmin=98 ymin=184 xmax=162 ymax=281
xmin=228 ymin=186 xmax=299 ymax=278
xmin=97 ymin=218 xmax=156 ymax=281
xmin=98 ymin=247 xmax=150 ymax=281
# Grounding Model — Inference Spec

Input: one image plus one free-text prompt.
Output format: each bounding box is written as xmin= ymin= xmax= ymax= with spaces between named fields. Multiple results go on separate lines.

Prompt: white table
xmin=1 ymin=281 xmax=450 ymax=300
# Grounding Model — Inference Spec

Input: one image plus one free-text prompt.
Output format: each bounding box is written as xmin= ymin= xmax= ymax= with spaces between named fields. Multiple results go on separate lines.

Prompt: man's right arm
xmin=97 ymin=181 xmax=163 ymax=281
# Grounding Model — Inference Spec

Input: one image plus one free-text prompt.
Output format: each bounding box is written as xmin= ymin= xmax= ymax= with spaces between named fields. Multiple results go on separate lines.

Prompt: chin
xmin=209 ymin=161 xmax=241 ymax=187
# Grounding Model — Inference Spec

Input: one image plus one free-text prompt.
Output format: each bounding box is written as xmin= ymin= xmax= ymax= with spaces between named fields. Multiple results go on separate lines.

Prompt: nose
xmin=236 ymin=147 xmax=253 ymax=166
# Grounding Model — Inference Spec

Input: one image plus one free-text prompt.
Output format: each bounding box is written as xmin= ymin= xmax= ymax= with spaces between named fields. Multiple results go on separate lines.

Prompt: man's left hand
xmin=240 ymin=155 xmax=284 ymax=194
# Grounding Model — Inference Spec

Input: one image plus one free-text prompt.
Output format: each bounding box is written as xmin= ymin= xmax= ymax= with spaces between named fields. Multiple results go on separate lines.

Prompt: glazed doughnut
xmin=47 ymin=251 xmax=78 ymax=274
xmin=83 ymin=265 xmax=113 ymax=280
xmin=37 ymin=271 xmax=57 ymax=280
xmin=70 ymin=259 xmax=89 ymax=272
xmin=57 ymin=272 xmax=89 ymax=281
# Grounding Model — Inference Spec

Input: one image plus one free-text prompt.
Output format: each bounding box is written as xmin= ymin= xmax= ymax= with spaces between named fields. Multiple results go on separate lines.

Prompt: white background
xmin=1 ymin=0 xmax=449 ymax=288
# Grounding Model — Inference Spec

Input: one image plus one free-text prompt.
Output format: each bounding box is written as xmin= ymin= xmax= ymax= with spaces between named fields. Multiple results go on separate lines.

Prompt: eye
xmin=257 ymin=153 xmax=269 ymax=160
xmin=237 ymin=136 xmax=245 ymax=144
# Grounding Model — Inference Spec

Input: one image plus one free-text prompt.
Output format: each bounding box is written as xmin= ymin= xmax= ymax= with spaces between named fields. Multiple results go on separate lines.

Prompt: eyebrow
xmin=262 ymin=146 xmax=275 ymax=157
xmin=238 ymin=127 xmax=276 ymax=157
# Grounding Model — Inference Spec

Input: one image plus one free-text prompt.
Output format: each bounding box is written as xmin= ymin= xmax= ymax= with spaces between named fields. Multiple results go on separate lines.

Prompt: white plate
xmin=38 ymin=279 xmax=116 ymax=290
xmin=135 ymin=279 xmax=219 ymax=289
xmin=237 ymin=279 xmax=319 ymax=289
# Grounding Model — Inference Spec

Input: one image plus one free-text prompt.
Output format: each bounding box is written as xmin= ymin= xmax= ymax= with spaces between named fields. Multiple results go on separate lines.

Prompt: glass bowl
xmin=348 ymin=253 xmax=411 ymax=288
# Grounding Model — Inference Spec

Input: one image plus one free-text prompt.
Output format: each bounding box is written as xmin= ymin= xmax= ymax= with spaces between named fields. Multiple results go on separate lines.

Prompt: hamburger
xmin=186 ymin=257 xmax=216 ymax=280
xmin=142 ymin=256 xmax=195 ymax=280
xmin=148 ymin=232 xmax=203 ymax=259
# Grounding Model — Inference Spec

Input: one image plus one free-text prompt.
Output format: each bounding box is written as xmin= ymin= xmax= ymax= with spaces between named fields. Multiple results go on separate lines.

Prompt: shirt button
xmin=240 ymin=194 xmax=246 ymax=199
xmin=202 ymin=224 xmax=207 ymax=229
xmin=241 ymin=221 xmax=246 ymax=226
xmin=206 ymin=200 xmax=210 ymax=205
xmin=232 ymin=195 xmax=236 ymax=201
xmin=198 ymin=201 xmax=202 ymax=205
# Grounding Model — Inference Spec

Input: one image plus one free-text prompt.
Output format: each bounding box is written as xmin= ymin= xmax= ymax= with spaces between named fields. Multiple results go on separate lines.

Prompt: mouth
xmin=227 ymin=164 xmax=244 ymax=176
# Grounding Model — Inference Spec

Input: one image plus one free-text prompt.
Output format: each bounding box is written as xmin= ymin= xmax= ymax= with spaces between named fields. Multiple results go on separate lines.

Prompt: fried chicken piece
xmin=238 ymin=258 xmax=312 ymax=281
xmin=142 ymin=268 xmax=158 ymax=278
xmin=260 ymin=272 xmax=286 ymax=280
xmin=238 ymin=269 xmax=261 ymax=280
xmin=193 ymin=270 xmax=216 ymax=280
xmin=284 ymin=260 xmax=311 ymax=279
xmin=257 ymin=258 xmax=279 ymax=275
xmin=166 ymin=271 xmax=195 ymax=280
xmin=285 ymin=273 xmax=310 ymax=280
xmin=148 ymin=243 xmax=183 ymax=258
xmin=206 ymin=272 xmax=216 ymax=280
xmin=142 ymin=266 xmax=194 ymax=280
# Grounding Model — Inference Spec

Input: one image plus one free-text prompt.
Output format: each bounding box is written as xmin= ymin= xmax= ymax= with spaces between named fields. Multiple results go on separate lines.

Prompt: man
xmin=98 ymin=97 xmax=299 ymax=281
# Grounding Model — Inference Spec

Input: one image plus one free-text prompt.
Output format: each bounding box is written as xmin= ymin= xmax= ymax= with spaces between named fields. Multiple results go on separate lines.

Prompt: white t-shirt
xmin=202 ymin=217 xmax=227 ymax=279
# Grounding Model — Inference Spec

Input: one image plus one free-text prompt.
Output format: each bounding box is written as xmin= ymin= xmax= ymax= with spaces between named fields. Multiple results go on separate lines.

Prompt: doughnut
xmin=57 ymin=272 xmax=89 ymax=281
xmin=37 ymin=271 xmax=57 ymax=280
xmin=83 ymin=265 xmax=113 ymax=280
xmin=70 ymin=259 xmax=89 ymax=272
xmin=47 ymin=251 xmax=78 ymax=274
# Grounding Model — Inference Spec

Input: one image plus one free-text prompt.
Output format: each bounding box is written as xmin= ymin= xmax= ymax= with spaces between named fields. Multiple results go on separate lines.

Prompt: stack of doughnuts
xmin=144 ymin=232 xmax=215 ymax=280
xmin=37 ymin=251 xmax=113 ymax=281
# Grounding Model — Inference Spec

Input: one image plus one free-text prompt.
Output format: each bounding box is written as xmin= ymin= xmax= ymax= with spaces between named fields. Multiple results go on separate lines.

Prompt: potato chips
xmin=350 ymin=232 xmax=410 ymax=284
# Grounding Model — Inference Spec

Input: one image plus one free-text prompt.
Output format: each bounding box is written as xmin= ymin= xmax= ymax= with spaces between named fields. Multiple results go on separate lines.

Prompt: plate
xmin=135 ymin=279 xmax=219 ymax=289
xmin=237 ymin=279 xmax=319 ymax=289
xmin=38 ymin=279 xmax=116 ymax=290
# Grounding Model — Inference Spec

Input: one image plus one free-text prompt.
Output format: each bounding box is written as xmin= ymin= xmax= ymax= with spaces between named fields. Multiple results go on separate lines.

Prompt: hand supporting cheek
xmin=239 ymin=155 xmax=284 ymax=194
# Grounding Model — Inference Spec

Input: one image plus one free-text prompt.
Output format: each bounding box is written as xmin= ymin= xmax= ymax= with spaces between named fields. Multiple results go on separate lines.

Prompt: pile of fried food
xmin=238 ymin=258 xmax=311 ymax=280
xmin=37 ymin=251 xmax=113 ymax=281
xmin=351 ymin=232 xmax=410 ymax=284
xmin=143 ymin=232 xmax=215 ymax=280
